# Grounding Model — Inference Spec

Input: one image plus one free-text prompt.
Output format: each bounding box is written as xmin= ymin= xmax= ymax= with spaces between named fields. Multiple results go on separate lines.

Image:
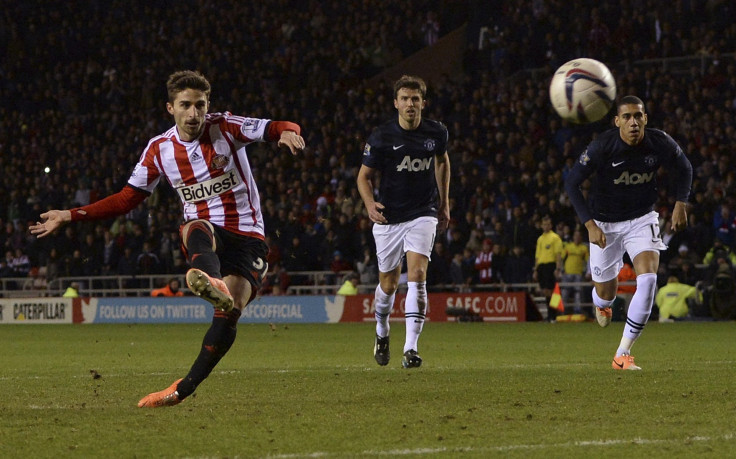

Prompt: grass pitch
xmin=1 ymin=321 xmax=735 ymax=458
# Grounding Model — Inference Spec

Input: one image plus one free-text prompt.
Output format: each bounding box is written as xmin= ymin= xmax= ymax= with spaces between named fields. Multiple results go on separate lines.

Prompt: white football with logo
xmin=549 ymin=58 xmax=616 ymax=124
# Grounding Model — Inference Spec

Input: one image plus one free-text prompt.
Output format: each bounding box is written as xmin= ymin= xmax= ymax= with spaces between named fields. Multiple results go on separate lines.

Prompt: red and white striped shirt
xmin=130 ymin=112 xmax=270 ymax=239
xmin=474 ymin=250 xmax=494 ymax=283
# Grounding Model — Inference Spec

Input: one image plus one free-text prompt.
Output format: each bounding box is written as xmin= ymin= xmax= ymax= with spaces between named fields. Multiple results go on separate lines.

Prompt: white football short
xmin=589 ymin=211 xmax=667 ymax=283
xmin=372 ymin=216 xmax=437 ymax=273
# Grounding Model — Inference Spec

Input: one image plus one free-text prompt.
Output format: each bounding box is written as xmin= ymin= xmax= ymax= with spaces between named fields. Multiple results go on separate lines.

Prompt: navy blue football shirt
xmin=565 ymin=127 xmax=692 ymax=223
xmin=362 ymin=118 xmax=448 ymax=224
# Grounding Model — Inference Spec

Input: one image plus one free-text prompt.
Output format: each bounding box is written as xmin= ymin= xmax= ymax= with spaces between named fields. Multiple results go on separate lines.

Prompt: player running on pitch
xmin=565 ymin=95 xmax=692 ymax=370
xmin=357 ymin=75 xmax=450 ymax=368
xmin=30 ymin=70 xmax=305 ymax=406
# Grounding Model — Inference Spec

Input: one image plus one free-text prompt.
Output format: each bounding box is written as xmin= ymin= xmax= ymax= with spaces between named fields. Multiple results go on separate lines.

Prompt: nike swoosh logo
xmin=393 ymin=145 xmax=404 ymax=150
xmin=612 ymin=161 xmax=624 ymax=167
xmin=613 ymin=359 xmax=624 ymax=369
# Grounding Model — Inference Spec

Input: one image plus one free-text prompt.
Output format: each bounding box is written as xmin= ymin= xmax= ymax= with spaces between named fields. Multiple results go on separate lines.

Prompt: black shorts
xmin=211 ymin=226 xmax=269 ymax=289
xmin=537 ymin=263 xmax=557 ymax=290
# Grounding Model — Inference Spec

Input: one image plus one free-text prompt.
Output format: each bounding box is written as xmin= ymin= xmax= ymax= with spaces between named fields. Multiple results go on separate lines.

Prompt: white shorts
xmin=372 ymin=216 xmax=437 ymax=273
xmin=589 ymin=211 xmax=667 ymax=283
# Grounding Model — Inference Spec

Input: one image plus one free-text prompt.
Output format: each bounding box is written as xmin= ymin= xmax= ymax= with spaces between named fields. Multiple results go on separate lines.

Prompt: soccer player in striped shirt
xmin=30 ymin=70 xmax=305 ymax=406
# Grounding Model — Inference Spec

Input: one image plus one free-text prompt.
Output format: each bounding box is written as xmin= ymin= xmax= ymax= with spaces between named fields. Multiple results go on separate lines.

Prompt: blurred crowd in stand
xmin=1 ymin=1 xmax=736 ymax=306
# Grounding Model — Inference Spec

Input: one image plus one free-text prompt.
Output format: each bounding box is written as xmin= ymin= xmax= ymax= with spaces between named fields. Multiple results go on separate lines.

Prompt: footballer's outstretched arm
xmin=30 ymin=185 xmax=148 ymax=238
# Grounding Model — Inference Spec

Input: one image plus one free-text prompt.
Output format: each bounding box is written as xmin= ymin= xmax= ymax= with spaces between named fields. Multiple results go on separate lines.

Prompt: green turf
xmin=1 ymin=321 xmax=734 ymax=458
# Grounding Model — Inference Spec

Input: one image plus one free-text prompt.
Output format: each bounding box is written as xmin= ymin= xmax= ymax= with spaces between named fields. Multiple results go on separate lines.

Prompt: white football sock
xmin=374 ymin=284 xmax=394 ymax=338
xmin=592 ymin=287 xmax=615 ymax=309
xmin=404 ymin=281 xmax=427 ymax=353
xmin=617 ymin=273 xmax=657 ymax=356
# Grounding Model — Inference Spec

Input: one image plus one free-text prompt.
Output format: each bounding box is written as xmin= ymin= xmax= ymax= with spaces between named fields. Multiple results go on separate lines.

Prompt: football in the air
xmin=549 ymin=58 xmax=616 ymax=124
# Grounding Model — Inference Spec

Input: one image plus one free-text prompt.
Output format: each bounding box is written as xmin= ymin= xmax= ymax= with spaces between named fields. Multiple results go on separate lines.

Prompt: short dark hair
xmin=617 ymin=95 xmax=645 ymax=113
xmin=166 ymin=70 xmax=211 ymax=103
xmin=393 ymin=75 xmax=427 ymax=99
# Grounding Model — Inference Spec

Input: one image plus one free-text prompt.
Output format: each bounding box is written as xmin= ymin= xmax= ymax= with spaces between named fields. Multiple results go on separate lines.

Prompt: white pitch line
xmin=1 ymin=359 xmax=735 ymax=381
xmin=267 ymin=433 xmax=736 ymax=458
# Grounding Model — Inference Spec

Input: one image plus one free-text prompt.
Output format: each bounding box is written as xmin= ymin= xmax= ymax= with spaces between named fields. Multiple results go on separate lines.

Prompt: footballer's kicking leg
xmin=402 ymin=251 xmax=428 ymax=369
xmin=374 ymin=265 xmax=400 ymax=366
xmin=139 ymin=221 xmax=247 ymax=408
xmin=139 ymin=275 xmax=252 ymax=407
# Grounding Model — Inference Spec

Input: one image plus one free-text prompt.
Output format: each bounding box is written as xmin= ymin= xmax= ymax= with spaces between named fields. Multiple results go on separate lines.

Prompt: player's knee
xmin=407 ymin=267 xmax=427 ymax=282
xmin=230 ymin=280 xmax=256 ymax=309
xmin=182 ymin=220 xmax=216 ymax=253
xmin=380 ymin=279 xmax=399 ymax=295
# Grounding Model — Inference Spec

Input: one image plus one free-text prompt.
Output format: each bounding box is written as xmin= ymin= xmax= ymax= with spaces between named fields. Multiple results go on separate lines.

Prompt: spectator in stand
xmin=62 ymin=281 xmax=80 ymax=298
xmin=666 ymin=244 xmax=700 ymax=276
xmin=672 ymin=261 xmax=702 ymax=287
xmin=319 ymin=229 xmax=342 ymax=270
xmin=503 ymin=244 xmax=534 ymax=289
xmin=3 ymin=221 xmax=24 ymax=252
xmin=655 ymin=276 xmax=698 ymax=322
xmin=356 ymin=247 xmax=379 ymax=286
xmin=64 ymin=249 xmax=86 ymax=278
xmin=702 ymin=239 xmax=736 ymax=269
xmin=329 ymin=250 xmax=353 ymax=275
xmin=101 ymin=230 xmax=118 ymax=274
xmin=282 ymin=236 xmax=311 ymax=274
xmin=264 ymin=234 xmax=282 ymax=269
xmin=713 ymin=201 xmax=736 ymax=247
xmin=421 ymin=11 xmax=440 ymax=47
xmin=116 ymin=245 xmax=138 ymax=290
xmin=80 ymin=233 xmax=103 ymax=276
xmin=504 ymin=206 xmax=536 ymax=259
xmin=137 ymin=241 xmax=162 ymax=275
xmin=11 ymin=248 xmax=31 ymax=277
xmin=151 ymin=278 xmax=185 ymax=297
xmin=336 ymin=272 xmax=360 ymax=296
xmin=446 ymin=228 xmax=467 ymax=258
xmin=461 ymin=247 xmax=479 ymax=285
xmin=3 ymin=250 xmax=16 ymax=273
xmin=474 ymin=238 xmax=497 ymax=284
xmin=683 ymin=213 xmax=713 ymax=261
xmin=450 ymin=252 xmax=472 ymax=290
xmin=157 ymin=230 xmax=176 ymax=274
xmin=261 ymin=262 xmax=291 ymax=295
xmin=55 ymin=226 xmax=78 ymax=259
xmin=0 ymin=259 xmax=15 ymax=279
xmin=427 ymin=240 xmax=452 ymax=287
xmin=45 ymin=247 xmax=61 ymax=282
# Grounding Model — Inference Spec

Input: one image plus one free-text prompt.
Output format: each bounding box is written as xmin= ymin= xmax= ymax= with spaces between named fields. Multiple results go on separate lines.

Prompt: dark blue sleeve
xmin=438 ymin=123 xmax=449 ymax=154
xmin=671 ymin=143 xmax=693 ymax=202
xmin=362 ymin=129 xmax=382 ymax=169
xmin=564 ymin=147 xmax=597 ymax=224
